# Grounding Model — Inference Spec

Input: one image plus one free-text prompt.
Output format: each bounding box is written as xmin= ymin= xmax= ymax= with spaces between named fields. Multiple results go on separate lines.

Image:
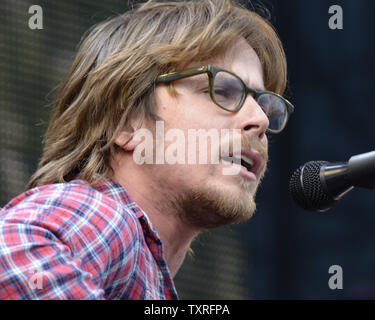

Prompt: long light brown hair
xmin=27 ymin=0 xmax=287 ymax=189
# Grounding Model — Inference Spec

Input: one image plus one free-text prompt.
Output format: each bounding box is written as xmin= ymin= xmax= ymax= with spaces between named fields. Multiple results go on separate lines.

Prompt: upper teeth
xmin=222 ymin=154 xmax=254 ymax=168
xmin=239 ymin=155 xmax=254 ymax=168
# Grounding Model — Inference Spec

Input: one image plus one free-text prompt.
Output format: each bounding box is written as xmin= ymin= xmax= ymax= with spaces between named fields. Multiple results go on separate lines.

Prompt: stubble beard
xmin=179 ymin=183 xmax=257 ymax=230
xmin=179 ymin=138 xmax=268 ymax=231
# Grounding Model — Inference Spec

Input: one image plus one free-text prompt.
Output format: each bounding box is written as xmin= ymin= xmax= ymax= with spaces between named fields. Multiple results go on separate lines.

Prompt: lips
xmin=222 ymin=149 xmax=263 ymax=177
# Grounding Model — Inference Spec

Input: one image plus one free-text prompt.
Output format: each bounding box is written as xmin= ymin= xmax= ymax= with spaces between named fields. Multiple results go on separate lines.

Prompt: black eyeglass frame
xmin=155 ymin=65 xmax=294 ymax=134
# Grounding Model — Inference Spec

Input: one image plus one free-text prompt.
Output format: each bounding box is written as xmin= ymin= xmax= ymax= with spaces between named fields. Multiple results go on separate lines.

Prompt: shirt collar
xmin=91 ymin=175 xmax=162 ymax=242
xmin=89 ymin=175 xmax=178 ymax=299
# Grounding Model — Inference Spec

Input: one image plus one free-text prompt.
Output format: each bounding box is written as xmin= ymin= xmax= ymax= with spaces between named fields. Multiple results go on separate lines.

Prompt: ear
xmin=115 ymin=118 xmax=144 ymax=152
xmin=115 ymin=114 xmax=150 ymax=152
xmin=114 ymin=129 xmax=139 ymax=152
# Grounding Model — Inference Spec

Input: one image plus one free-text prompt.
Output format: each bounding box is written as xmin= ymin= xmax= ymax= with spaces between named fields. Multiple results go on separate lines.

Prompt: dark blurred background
xmin=1 ymin=0 xmax=375 ymax=299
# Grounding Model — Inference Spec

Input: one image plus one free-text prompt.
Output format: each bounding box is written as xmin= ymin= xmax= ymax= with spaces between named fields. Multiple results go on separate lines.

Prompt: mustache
xmin=220 ymin=135 xmax=268 ymax=160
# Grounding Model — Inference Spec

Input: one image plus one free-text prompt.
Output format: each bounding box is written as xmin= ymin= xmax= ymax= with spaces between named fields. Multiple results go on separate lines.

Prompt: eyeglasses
xmin=155 ymin=65 xmax=294 ymax=134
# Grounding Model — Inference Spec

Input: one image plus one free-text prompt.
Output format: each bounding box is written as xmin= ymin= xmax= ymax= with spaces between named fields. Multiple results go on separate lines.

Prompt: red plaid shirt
xmin=0 ymin=177 xmax=178 ymax=300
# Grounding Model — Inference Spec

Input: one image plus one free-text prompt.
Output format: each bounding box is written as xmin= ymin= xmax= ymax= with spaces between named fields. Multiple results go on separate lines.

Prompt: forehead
xmin=185 ymin=38 xmax=265 ymax=91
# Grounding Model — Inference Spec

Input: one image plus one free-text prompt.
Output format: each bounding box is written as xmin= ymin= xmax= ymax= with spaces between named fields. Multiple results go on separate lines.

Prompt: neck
xmin=110 ymin=153 xmax=199 ymax=278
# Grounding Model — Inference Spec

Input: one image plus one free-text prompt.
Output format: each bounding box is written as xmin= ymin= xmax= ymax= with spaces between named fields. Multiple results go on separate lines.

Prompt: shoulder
xmin=0 ymin=180 xmax=143 ymax=291
xmin=0 ymin=180 xmax=142 ymax=251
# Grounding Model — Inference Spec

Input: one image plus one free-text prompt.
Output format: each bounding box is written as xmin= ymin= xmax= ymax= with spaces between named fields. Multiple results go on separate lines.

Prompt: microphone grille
xmin=289 ymin=161 xmax=335 ymax=211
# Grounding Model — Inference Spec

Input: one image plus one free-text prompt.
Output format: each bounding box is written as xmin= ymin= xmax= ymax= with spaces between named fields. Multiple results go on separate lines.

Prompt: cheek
xmin=262 ymin=135 xmax=268 ymax=149
xmin=156 ymin=164 xmax=210 ymax=194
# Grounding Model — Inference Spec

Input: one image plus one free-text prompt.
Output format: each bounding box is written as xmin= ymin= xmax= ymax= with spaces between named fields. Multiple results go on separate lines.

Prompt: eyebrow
xmin=177 ymin=74 xmax=208 ymax=87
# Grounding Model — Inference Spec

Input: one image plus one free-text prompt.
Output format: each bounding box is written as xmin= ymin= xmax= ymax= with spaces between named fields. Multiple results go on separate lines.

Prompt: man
xmin=0 ymin=0 xmax=293 ymax=299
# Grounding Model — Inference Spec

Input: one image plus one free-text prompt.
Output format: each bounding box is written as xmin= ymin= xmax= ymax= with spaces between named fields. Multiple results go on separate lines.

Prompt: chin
xmin=180 ymin=181 xmax=258 ymax=230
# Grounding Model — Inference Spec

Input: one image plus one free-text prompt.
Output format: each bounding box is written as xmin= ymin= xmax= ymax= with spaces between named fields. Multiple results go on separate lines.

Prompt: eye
xmin=199 ymin=87 xmax=211 ymax=95
xmin=214 ymin=88 xmax=230 ymax=98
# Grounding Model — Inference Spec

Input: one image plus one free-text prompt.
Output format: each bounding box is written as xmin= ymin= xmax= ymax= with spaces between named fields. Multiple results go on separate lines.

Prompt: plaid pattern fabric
xmin=0 ymin=177 xmax=178 ymax=300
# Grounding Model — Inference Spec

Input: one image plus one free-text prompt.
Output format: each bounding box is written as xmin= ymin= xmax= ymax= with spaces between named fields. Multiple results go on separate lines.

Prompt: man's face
xmin=143 ymin=39 xmax=269 ymax=230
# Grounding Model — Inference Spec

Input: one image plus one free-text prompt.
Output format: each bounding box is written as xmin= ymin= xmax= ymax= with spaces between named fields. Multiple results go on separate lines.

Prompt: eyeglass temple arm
xmin=285 ymin=99 xmax=295 ymax=114
xmin=156 ymin=66 xmax=208 ymax=83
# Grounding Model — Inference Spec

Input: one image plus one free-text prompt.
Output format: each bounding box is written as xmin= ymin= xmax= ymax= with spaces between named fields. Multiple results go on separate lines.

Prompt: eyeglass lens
xmin=213 ymin=71 xmax=287 ymax=131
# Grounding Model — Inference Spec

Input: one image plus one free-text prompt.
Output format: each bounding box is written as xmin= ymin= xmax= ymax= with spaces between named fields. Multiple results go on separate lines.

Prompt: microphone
xmin=289 ymin=150 xmax=375 ymax=212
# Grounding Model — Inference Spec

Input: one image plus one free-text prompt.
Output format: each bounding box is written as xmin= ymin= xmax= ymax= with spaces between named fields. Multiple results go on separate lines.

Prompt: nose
xmin=237 ymin=97 xmax=270 ymax=140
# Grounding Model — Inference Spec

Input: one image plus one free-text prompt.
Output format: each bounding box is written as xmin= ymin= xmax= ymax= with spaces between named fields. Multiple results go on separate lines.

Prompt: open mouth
xmin=221 ymin=149 xmax=263 ymax=177
xmin=222 ymin=154 xmax=254 ymax=172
